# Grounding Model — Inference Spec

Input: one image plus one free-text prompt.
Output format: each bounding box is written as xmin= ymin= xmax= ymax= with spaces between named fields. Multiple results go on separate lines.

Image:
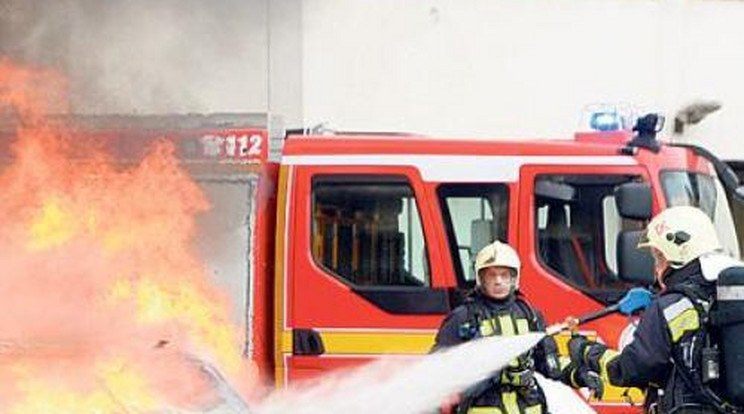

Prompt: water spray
xmin=256 ymin=334 xmax=545 ymax=414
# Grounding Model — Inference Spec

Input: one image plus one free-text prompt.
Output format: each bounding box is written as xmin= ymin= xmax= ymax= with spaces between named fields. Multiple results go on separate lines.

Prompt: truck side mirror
xmin=617 ymin=230 xmax=655 ymax=285
xmin=615 ymin=182 xmax=652 ymax=220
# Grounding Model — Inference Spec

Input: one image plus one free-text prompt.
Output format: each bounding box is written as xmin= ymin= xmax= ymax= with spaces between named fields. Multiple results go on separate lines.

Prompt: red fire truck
xmin=8 ymin=113 xmax=741 ymax=413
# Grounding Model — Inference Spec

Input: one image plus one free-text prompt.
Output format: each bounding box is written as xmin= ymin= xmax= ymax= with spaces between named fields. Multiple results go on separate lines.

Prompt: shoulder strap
xmin=666 ymin=284 xmax=710 ymax=302
xmin=463 ymin=296 xmax=489 ymax=327
xmin=514 ymin=294 xmax=540 ymax=329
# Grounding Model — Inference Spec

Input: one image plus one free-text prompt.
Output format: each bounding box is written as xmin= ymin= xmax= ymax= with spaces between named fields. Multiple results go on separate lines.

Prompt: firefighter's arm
xmin=533 ymin=311 xmax=603 ymax=395
xmin=568 ymin=301 xmax=672 ymax=388
xmin=532 ymin=311 xmax=563 ymax=380
xmin=431 ymin=307 xmax=469 ymax=352
xmin=561 ymin=362 xmax=604 ymax=399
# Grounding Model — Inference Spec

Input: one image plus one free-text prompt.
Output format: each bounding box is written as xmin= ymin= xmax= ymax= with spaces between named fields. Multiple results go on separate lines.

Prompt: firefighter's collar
xmin=699 ymin=252 xmax=742 ymax=282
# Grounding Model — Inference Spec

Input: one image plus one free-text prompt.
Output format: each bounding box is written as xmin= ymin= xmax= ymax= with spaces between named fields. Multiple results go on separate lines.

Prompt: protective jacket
xmin=433 ymin=290 xmax=562 ymax=414
xmin=579 ymin=259 xmax=724 ymax=413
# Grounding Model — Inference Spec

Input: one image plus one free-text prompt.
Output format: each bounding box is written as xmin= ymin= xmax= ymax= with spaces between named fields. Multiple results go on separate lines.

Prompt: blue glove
xmin=617 ymin=288 xmax=653 ymax=316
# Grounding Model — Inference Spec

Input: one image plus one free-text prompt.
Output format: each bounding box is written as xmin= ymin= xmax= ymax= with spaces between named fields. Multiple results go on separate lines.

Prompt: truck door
xmin=276 ymin=165 xmax=450 ymax=386
xmin=518 ymin=165 xmax=650 ymax=410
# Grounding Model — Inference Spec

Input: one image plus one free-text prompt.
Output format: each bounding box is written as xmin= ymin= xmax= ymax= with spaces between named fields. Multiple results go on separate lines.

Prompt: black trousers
xmin=664 ymin=404 xmax=719 ymax=414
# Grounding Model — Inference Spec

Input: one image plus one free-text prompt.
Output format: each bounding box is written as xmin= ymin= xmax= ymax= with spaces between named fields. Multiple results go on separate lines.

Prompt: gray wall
xmin=301 ymin=0 xmax=744 ymax=158
xmin=3 ymin=0 xmax=744 ymax=158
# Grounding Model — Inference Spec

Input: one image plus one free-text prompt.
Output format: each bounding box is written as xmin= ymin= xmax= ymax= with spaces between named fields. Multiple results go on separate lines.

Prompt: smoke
xmin=0 ymin=0 xmax=267 ymax=114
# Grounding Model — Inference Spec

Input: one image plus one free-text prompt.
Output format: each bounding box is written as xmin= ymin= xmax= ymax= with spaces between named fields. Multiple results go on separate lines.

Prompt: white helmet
xmin=637 ymin=206 xmax=721 ymax=269
xmin=474 ymin=240 xmax=521 ymax=288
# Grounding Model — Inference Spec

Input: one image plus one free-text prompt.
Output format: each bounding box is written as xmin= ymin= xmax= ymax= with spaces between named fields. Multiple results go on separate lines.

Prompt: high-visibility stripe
xmin=499 ymin=315 xmax=516 ymax=336
xmin=502 ymin=391 xmax=520 ymax=414
xmin=500 ymin=369 xmax=524 ymax=386
xmin=668 ymin=308 xmax=700 ymax=342
xmin=467 ymin=408 xmax=502 ymax=414
xmin=496 ymin=315 xmax=519 ymax=367
xmin=599 ymin=349 xmax=620 ymax=384
xmin=478 ymin=316 xmax=530 ymax=338
xmin=718 ymin=285 xmax=744 ymax=301
xmin=663 ymin=297 xmax=694 ymax=322
xmin=525 ymin=404 xmax=542 ymax=414
xmin=570 ymin=367 xmax=582 ymax=388
xmin=480 ymin=319 xmax=496 ymax=337
xmin=515 ymin=319 xmax=530 ymax=335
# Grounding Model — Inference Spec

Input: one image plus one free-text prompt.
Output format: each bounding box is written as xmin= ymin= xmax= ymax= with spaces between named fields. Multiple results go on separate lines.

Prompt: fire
xmin=0 ymin=59 xmax=256 ymax=412
xmin=9 ymin=359 xmax=159 ymax=414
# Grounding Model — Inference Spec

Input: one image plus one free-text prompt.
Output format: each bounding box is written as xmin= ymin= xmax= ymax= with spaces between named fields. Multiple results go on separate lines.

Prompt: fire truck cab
xmin=8 ymin=113 xmax=739 ymax=413
xmin=268 ymin=124 xmax=740 ymax=412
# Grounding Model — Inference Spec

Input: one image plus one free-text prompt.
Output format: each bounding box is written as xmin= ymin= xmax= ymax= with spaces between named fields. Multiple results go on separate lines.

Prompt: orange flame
xmin=0 ymin=59 xmax=257 ymax=413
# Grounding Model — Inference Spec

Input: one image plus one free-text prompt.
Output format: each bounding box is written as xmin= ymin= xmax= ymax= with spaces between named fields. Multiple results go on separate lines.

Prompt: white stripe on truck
xmin=282 ymin=154 xmax=637 ymax=182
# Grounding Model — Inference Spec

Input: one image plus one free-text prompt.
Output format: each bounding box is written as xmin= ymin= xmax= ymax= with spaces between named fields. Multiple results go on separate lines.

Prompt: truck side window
xmin=437 ymin=184 xmax=509 ymax=287
xmin=660 ymin=171 xmax=717 ymax=217
xmin=312 ymin=176 xmax=430 ymax=287
xmin=661 ymin=170 xmax=740 ymax=259
xmin=535 ymin=174 xmax=641 ymax=300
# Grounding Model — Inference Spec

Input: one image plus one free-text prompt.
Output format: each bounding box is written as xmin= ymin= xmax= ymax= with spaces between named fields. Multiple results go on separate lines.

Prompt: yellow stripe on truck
xmin=282 ymin=328 xmax=645 ymax=407
xmin=280 ymin=330 xmax=293 ymax=354
xmin=320 ymin=331 xmax=436 ymax=354
xmin=280 ymin=330 xmax=436 ymax=355
xmin=273 ymin=165 xmax=291 ymax=388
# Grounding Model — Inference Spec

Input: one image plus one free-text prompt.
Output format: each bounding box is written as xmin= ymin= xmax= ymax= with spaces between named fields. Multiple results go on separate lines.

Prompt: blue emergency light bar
xmin=580 ymin=103 xmax=636 ymax=133
xmin=591 ymin=111 xmax=623 ymax=132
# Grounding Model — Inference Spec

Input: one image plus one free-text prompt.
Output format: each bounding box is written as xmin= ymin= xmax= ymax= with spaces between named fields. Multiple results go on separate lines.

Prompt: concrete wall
xmin=3 ymin=0 xmax=744 ymax=158
xmin=301 ymin=0 xmax=744 ymax=158
xmin=269 ymin=0 xmax=304 ymax=127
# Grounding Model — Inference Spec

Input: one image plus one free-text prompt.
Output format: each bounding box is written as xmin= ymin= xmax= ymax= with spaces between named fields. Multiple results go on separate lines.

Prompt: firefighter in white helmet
xmin=639 ymin=205 xmax=723 ymax=288
xmin=569 ymin=206 xmax=743 ymax=413
xmin=433 ymin=240 xmax=598 ymax=414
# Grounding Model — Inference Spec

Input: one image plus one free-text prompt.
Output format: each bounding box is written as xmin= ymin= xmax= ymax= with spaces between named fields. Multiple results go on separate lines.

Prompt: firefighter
xmin=433 ymin=240 xmax=599 ymax=414
xmin=568 ymin=206 xmax=740 ymax=414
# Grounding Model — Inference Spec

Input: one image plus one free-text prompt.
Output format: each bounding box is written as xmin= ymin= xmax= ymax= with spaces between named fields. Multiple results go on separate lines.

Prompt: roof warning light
xmin=580 ymin=103 xmax=636 ymax=133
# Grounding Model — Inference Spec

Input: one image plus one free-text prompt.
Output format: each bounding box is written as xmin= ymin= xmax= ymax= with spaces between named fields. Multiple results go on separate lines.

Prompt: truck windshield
xmin=661 ymin=171 xmax=740 ymax=259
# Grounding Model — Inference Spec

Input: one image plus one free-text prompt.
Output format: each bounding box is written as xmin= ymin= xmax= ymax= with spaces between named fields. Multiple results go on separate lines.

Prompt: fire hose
xmin=545 ymin=287 xmax=654 ymax=336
